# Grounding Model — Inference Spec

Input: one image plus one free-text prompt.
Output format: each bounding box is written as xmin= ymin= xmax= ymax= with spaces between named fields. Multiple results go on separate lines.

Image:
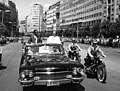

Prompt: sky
xmin=12 ymin=0 xmax=59 ymax=21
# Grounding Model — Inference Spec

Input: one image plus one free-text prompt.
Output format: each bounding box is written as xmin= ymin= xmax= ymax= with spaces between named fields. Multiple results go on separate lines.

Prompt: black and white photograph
xmin=0 ymin=0 xmax=120 ymax=91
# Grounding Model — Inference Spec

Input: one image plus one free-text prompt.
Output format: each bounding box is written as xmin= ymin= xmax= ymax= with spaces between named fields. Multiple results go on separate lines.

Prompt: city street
xmin=0 ymin=42 xmax=120 ymax=91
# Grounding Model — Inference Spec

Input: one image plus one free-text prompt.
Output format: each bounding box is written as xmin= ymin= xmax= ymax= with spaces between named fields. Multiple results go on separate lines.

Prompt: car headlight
xmin=22 ymin=49 xmax=25 ymax=53
xmin=72 ymin=67 xmax=77 ymax=75
xmin=79 ymin=69 xmax=85 ymax=76
xmin=21 ymin=72 xmax=25 ymax=78
xmin=29 ymin=71 xmax=34 ymax=77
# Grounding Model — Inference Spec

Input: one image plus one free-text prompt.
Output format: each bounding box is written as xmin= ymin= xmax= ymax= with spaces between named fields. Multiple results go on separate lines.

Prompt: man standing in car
xmin=46 ymin=31 xmax=62 ymax=44
xmin=29 ymin=30 xmax=42 ymax=44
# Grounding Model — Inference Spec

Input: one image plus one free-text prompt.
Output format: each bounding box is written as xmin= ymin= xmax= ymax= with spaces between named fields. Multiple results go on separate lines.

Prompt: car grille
xmin=34 ymin=71 xmax=71 ymax=80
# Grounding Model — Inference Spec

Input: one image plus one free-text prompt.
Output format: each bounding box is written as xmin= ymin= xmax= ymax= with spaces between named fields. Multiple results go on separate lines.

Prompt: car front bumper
xmin=18 ymin=76 xmax=84 ymax=87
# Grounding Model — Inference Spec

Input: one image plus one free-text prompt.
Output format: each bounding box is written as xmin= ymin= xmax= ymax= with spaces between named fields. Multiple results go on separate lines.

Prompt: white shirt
xmin=33 ymin=35 xmax=38 ymax=44
xmin=46 ymin=36 xmax=62 ymax=44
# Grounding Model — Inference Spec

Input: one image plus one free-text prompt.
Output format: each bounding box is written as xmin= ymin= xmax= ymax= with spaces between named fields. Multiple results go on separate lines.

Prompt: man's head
xmin=33 ymin=30 xmax=38 ymax=36
xmin=72 ymin=38 xmax=77 ymax=44
xmin=92 ymin=39 xmax=98 ymax=47
xmin=52 ymin=46 xmax=58 ymax=52
xmin=53 ymin=31 xmax=56 ymax=36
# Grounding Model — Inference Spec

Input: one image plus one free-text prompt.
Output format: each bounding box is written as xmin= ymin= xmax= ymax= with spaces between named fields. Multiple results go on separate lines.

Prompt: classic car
xmin=18 ymin=43 xmax=85 ymax=87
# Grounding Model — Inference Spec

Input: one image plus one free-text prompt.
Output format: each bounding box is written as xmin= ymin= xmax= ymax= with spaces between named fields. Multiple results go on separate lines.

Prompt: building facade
xmin=0 ymin=0 xmax=9 ymax=6
xmin=0 ymin=0 xmax=18 ymax=37
xmin=19 ymin=20 xmax=26 ymax=33
xmin=60 ymin=0 xmax=120 ymax=29
xmin=8 ymin=1 xmax=19 ymax=37
xmin=27 ymin=3 xmax=43 ymax=33
xmin=46 ymin=1 xmax=60 ymax=31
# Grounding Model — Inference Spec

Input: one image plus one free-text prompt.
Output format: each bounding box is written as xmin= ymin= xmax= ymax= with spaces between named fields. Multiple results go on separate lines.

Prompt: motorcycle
xmin=84 ymin=56 xmax=107 ymax=83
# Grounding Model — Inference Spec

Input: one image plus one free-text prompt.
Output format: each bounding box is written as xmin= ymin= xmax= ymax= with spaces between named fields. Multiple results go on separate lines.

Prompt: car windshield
xmin=26 ymin=44 xmax=63 ymax=55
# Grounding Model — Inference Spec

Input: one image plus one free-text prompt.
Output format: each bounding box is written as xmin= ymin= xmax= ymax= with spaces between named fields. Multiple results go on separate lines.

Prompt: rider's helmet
xmin=72 ymin=38 xmax=77 ymax=43
xmin=70 ymin=38 xmax=77 ymax=50
xmin=92 ymin=39 xmax=98 ymax=46
xmin=33 ymin=30 xmax=38 ymax=36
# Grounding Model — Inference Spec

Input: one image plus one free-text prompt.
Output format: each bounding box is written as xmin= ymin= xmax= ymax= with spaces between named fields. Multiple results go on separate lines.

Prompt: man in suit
xmin=29 ymin=30 xmax=42 ymax=44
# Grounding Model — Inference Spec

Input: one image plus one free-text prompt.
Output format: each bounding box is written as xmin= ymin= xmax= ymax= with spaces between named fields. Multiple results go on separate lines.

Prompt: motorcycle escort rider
xmin=84 ymin=39 xmax=106 ymax=68
xmin=68 ymin=39 xmax=82 ymax=64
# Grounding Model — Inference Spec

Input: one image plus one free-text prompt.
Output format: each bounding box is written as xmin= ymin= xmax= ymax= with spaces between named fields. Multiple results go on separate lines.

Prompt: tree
xmin=0 ymin=23 xmax=8 ymax=36
xmin=91 ymin=22 xmax=101 ymax=38
xmin=114 ymin=19 xmax=120 ymax=36
xmin=101 ymin=20 xmax=114 ymax=38
xmin=83 ymin=25 xmax=91 ymax=37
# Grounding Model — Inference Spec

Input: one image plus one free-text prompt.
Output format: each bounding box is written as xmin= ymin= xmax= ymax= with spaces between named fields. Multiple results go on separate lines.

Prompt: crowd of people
xmin=64 ymin=36 xmax=120 ymax=48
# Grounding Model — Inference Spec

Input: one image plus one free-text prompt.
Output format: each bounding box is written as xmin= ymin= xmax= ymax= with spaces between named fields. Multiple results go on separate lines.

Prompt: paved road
xmin=0 ymin=42 xmax=120 ymax=91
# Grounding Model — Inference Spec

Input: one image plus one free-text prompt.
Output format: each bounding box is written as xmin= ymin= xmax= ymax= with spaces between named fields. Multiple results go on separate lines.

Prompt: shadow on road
xmin=0 ymin=65 xmax=7 ymax=70
xmin=23 ymin=83 xmax=85 ymax=91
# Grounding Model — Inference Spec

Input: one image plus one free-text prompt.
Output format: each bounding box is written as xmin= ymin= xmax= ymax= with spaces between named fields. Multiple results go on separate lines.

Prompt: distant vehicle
xmin=18 ymin=43 xmax=85 ymax=88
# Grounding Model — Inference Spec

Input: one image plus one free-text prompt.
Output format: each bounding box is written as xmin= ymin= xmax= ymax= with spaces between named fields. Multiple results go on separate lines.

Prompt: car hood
xmin=20 ymin=55 xmax=84 ymax=70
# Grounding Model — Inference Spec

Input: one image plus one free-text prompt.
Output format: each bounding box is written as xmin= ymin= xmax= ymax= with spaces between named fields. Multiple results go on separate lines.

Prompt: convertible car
xmin=18 ymin=43 xmax=85 ymax=87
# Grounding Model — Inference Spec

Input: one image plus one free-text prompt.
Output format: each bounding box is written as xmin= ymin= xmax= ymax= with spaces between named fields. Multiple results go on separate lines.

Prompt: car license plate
xmin=47 ymin=81 xmax=59 ymax=86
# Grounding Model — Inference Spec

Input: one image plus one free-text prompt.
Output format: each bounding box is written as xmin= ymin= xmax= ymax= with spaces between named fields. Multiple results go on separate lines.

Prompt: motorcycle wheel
xmin=97 ymin=65 xmax=107 ymax=83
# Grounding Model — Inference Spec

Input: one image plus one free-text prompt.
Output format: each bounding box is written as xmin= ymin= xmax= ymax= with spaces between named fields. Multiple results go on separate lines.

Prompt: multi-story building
xmin=25 ymin=14 xmax=32 ymax=33
xmin=46 ymin=1 xmax=60 ymax=32
xmin=19 ymin=20 xmax=26 ymax=33
xmin=0 ymin=0 xmax=9 ymax=6
xmin=60 ymin=0 xmax=120 ymax=29
xmin=117 ymin=0 xmax=120 ymax=19
xmin=27 ymin=3 xmax=43 ymax=32
xmin=9 ymin=0 xmax=19 ymax=37
xmin=60 ymin=0 xmax=103 ymax=29
xmin=105 ymin=0 xmax=120 ymax=22
xmin=0 ymin=0 xmax=18 ymax=37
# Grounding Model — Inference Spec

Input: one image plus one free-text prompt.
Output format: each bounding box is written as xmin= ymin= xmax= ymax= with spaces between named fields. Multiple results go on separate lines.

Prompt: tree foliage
xmin=0 ymin=23 xmax=8 ymax=36
xmin=55 ymin=19 xmax=120 ymax=38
